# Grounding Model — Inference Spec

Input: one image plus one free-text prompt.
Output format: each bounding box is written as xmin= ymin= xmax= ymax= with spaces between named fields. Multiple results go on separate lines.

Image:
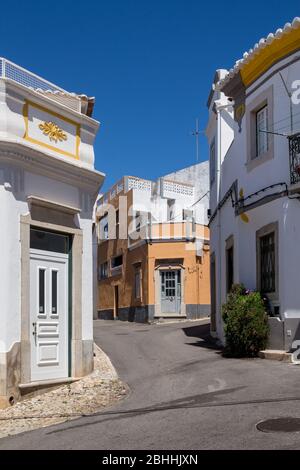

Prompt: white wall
xmin=207 ymin=51 xmax=300 ymax=343
xmin=0 ymin=77 xmax=101 ymax=353
xmin=130 ymin=162 xmax=209 ymax=227
xmin=0 ymin=164 xmax=96 ymax=352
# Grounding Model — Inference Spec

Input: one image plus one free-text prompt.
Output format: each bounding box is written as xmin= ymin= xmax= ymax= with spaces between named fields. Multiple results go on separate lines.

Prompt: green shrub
xmin=222 ymin=284 xmax=269 ymax=357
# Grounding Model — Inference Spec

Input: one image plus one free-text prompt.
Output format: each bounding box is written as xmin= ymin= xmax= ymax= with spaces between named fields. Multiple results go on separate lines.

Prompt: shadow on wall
xmin=182 ymin=322 xmax=222 ymax=351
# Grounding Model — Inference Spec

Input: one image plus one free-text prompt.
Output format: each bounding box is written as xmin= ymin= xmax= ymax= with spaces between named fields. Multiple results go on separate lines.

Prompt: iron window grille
xmin=289 ymin=133 xmax=300 ymax=184
xmin=260 ymin=232 xmax=275 ymax=293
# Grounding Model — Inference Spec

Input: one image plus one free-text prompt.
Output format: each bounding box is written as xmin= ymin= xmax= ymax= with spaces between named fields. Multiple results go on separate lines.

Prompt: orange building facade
xmin=96 ymin=166 xmax=210 ymax=322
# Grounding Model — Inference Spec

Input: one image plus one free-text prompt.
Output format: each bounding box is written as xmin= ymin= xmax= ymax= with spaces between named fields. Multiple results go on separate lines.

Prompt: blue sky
xmin=0 ymin=1 xmax=299 ymax=191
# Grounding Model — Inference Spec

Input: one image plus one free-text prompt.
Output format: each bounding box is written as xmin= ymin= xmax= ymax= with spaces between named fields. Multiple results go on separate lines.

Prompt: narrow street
xmin=1 ymin=319 xmax=300 ymax=450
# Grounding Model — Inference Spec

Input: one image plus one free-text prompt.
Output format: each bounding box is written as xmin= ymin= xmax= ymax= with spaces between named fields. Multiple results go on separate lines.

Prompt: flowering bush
xmin=222 ymin=284 xmax=269 ymax=357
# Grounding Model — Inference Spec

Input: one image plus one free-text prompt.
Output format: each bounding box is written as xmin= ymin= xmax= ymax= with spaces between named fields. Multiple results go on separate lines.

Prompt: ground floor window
xmin=260 ymin=232 xmax=275 ymax=293
xmin=225 ymin=235 xmax=234 ymax=294
xmin=256 ymin=222 xmax=278 ymax=299
xmin=30 ymin=228 xmax=69 ymax=253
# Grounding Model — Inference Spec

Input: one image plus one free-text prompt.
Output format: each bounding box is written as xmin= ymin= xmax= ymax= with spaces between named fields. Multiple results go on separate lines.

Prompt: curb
xmin=94 ymin=343 xmax=118 ymax=379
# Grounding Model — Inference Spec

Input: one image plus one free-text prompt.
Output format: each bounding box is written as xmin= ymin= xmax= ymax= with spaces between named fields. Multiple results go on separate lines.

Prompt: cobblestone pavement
xmin=0 ymin=345 xmax=128 ymax=438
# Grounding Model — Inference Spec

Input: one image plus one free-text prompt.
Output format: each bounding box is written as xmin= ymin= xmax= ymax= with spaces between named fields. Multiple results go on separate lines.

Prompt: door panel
xmin=30 ymin=249 xmax=69 ymax=381
xmin=160 ymin=270 xmax=181 ymax=314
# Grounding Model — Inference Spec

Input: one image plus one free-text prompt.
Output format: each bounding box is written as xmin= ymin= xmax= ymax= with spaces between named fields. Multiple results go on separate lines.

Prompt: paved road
xmin=2 ymin=319 xmax=300 ymax=449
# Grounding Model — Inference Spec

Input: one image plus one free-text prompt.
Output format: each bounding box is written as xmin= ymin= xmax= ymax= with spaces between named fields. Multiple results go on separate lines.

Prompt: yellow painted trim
xmin=240 ymin=213 xmax=249 ymax=224
xmin=23 ymin=100 xmax=81 ymax=160
xmin=241 ymin=27 xmax=300 ymax=87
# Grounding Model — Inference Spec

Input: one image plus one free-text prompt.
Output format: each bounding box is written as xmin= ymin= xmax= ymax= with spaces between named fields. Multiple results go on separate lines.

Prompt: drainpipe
xmin=216 ymin=108 xmax=222 ymax=336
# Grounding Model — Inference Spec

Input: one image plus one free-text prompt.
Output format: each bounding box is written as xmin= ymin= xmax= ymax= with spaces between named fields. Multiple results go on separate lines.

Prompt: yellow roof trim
xmin=241 ymin=27 xmax=300 ymax=87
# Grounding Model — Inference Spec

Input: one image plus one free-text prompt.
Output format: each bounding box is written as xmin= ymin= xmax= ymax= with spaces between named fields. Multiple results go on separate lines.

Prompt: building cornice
xmin=218 ymin=17 xmax=300 ymax=91
xmin=0 ymin=139 xmax=105 ymax=193
xmin=27 ymin=196 xmax=81 ymax=215
xmin=2 ymin=79 xmax=100 ymax=132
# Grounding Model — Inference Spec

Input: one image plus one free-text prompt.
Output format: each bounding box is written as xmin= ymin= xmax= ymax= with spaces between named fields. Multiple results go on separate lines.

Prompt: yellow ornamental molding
xmin=39 ymin=121 xmax=67 ymax=143
xmin=23 ymin=101 xmax=81 ymax=160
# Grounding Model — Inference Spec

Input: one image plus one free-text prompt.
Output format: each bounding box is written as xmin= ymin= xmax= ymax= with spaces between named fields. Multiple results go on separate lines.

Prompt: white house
xmin=98 ymin=161 xmax=210 ymax=240
xmin=206 ymin=17 xmax=300 ymax=351
xmin=0 ymin=59 xmax=104 ymax=407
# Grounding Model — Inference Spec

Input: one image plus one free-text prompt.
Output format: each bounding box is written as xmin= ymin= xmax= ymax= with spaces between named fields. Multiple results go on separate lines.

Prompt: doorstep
xmin=19 ymin=377 xmax=79 ymax=397
xmin=259 ymin=350 xmax=292 ymax=363
xmin=153 ymin=316 xmax=187 ymax=323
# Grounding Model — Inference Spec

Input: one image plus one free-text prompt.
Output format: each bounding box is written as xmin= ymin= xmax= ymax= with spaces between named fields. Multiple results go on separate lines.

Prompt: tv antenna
xmin=190 ymin=118 xmax=205 ymax=162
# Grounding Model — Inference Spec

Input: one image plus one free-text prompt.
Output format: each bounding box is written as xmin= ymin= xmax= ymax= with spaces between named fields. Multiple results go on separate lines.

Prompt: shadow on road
xmin=182 ymin=322 xmax=222 ymax=351
xmin=45 ymin=386 xmax=246 ymax=435
xmin=45 ymin=385 xmax=300 ymax=437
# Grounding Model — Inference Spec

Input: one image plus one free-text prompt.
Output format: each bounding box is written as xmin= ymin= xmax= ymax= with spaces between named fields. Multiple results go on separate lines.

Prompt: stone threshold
xmin=153 ymin=316 xmax=187 ymax=323
xmin=19 ymin=377 xmax=79 ymax=397
xmin=259 ymin=350 xmax=293 ymax=363
xmin=153 ymin=316 xmax=209 ymax=322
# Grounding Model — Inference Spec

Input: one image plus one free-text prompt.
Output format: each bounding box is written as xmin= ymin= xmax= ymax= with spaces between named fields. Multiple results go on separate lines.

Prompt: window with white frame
xmin=210 ymin=138 xmax=216 ymax=185
xmin=256 ymin=105 xmax=268 ymax=157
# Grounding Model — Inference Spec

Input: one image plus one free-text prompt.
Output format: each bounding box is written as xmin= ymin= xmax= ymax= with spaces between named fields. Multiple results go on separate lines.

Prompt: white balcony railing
xmin=161 ymin=179 xmax=194 ymax=197
xmin=98 ymin=176 xmax=152 ymax=206
xmin=98 ymin=176 xmax=195 ymax=207
xmin=0 ymin=58 xmax=81 ymax=112
xmin=127 ymin=176 xmax=152 ymax=192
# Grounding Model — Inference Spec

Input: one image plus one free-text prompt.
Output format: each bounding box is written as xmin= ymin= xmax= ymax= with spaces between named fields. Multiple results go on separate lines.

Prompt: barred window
xmin=226 ymin=245 xmax=234 ymax=294
xmin=260 ymin=232 xmax=275 ymax=293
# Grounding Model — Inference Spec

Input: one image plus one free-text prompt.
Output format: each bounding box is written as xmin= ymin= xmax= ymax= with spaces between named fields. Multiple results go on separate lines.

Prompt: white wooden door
xmin=30 ymin=249 xmax=69 ymax=381
xmin=160 ymin=270 xmax=181 ymax=314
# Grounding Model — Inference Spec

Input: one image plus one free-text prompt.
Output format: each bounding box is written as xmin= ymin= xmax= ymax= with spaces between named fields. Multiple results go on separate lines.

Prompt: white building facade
xmin=0 ymin=59 xmax=104 ymax=407
xmin=98 ymin=161 xmax=209 ymax=244
xmin=206 ymin=18 xmax=300 ymax=351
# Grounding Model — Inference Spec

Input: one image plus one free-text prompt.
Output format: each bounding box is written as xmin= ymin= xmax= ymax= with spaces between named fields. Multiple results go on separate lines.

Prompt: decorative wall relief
xmin=39 ymin=121 xmax=67 ymax=143
xmin=23 ymin=101 xmax=80 ymax=159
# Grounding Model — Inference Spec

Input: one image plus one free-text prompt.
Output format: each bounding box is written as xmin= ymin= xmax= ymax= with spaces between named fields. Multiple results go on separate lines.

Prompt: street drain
xmin=257 ymin=418 xmax=300 ymax=433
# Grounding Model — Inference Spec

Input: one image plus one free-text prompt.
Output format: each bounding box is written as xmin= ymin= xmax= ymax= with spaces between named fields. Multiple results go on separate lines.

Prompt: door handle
xmin=32 ymin=322 xmax=37 ymax=346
